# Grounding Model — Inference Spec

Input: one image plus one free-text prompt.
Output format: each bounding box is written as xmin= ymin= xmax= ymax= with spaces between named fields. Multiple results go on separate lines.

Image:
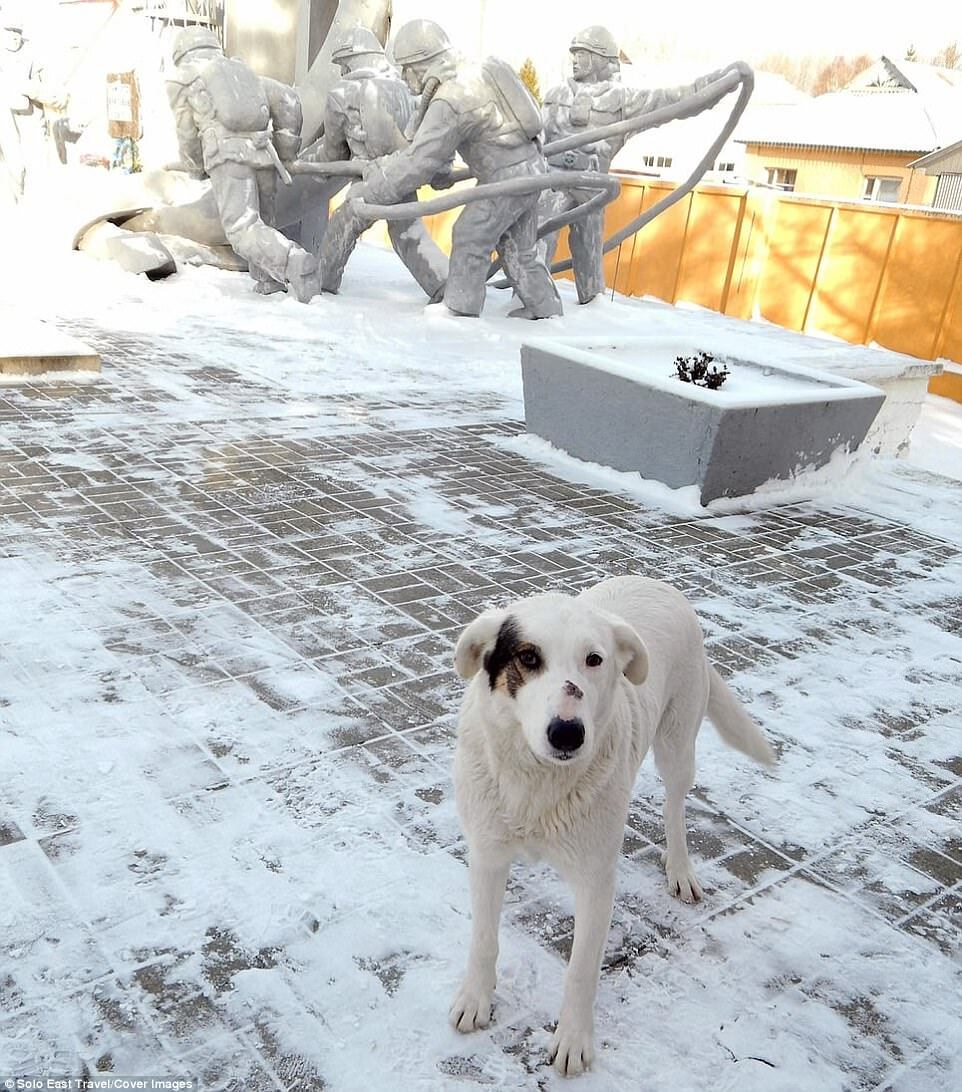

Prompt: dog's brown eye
xmin=517 ymin=649 xmax=541 ymax=669
xmin=585 ymin=652 xmax=603 ymax=667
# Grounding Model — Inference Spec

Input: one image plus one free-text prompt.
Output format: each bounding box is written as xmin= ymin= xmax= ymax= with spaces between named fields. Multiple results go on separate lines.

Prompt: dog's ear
xmin=454 ymin=608 xmax=506 ymax=680
xmin=612 ymin=619 xmax=649 ymax=684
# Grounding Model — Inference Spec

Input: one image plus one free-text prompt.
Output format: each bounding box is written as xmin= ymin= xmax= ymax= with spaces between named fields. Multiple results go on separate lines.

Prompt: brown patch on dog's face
xmin=483 ymin=616 xmax=544 ymax=697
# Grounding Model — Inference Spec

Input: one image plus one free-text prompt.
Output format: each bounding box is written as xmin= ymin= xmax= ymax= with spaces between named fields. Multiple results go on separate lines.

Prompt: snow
xmin=907 ymin=394 xmax=962 ymax=482
xmin=0 ymin=205 xmax=961 ymax=1090
xmin=522 ymin=334 xmax=883 ymax=406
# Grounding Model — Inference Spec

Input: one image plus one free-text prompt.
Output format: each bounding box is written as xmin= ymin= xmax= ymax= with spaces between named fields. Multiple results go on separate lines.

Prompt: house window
xmin=717 ymin=161 xmax=736 ymax=172
xmin=642 ymin=155 xmax=655 ymax=167
xmin=765 ymin=167 xmax=797 ymax=192
xmin=656 ymin=156 xmax=673 ymax=168
xmin=863 ymin=176 xmax=901 ymax=203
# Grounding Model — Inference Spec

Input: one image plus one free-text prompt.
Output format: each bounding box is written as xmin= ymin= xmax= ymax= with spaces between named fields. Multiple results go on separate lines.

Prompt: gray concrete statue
xmin=542 ymin=26 xmax=727 ymax=304
xmin=363 ymin=19 xmax=562 ymax=319
xmin=165 ymin=26 xmax=320 ymax=302
xmin=0 ymin=22 xmax=66 ymax=200
xmin=302 ymin=26 xmax=446 ymax=298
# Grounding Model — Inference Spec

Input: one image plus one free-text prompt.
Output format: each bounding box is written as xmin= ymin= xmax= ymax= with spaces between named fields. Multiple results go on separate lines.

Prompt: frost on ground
xmin=0 ymin=237 xmax=960 ymax=1092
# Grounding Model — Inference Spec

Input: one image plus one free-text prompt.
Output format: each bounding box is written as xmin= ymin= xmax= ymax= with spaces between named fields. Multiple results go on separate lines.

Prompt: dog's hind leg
xmin=653 ymin=705 xmax=703 ymax=903
xmin=450 ymin=847 xmax=510 ymax=1033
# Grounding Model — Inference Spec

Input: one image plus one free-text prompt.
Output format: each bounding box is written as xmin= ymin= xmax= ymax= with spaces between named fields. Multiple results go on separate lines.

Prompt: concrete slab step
xmin=0 ymin=311 xmax=100 ymax=377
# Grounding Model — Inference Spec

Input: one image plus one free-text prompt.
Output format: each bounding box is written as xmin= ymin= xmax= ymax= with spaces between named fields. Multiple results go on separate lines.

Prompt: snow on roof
xmin=847 ymin=56 xmax=962 ymax=95
xmin=736 ymin=83 xmax=962 ymax=154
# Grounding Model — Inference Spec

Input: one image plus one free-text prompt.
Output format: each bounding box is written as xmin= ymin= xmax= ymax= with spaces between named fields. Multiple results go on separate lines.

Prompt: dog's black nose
xmin=547 ymin=716 xmax=585 ymax=753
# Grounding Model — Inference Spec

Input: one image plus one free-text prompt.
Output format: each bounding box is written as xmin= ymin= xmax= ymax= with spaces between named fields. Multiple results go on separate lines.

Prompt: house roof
xmin=847 ymin=56 xmax=962 ymax=95
xmin=736 ymin=57 xmax=962 ymax=155
xmin=909 ymin=137 xmax=962 ymax=171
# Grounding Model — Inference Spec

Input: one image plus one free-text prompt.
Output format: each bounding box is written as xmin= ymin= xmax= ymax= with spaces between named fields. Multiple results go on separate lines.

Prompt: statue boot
xmin=286 ymin=249 xmax=321 ymax=303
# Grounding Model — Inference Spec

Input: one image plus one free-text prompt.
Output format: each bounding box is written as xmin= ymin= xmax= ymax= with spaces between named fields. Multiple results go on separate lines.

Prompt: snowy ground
xmin=1 ymin=234 xmax=961 ymax=1092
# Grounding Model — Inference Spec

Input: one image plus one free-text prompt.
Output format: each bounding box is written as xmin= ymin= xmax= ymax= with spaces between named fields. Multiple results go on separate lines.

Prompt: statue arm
xmin=625 ymin=69 xmax=730 ymax=118
xmin=363 ymin=98 xmax=461 ymax=203
xmin=320 ymin=98 xmax=351 ymax=161
xmin=165 ymin=77 xmax=203 ymax=171
xmin=262 ymin=76 xmax=303 ymax=161
xmin=541 ymin=97 xmax=565 ymax=144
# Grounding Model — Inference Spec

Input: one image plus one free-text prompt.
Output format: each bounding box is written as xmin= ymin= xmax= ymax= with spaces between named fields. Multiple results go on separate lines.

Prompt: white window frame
xmin=863 ymin=176 xmax=902 ymax=203
xmin=765 ymin=167 xmax=797 ymax=192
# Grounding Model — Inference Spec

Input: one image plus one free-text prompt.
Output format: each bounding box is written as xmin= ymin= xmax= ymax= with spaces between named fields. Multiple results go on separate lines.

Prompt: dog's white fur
xmin=449 ymin=575 xmax=775 ymax=1076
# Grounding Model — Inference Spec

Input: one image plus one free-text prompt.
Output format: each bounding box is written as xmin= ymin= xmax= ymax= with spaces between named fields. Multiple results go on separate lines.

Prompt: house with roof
xmin=908 ymin=138 xmax=962 ymax=211
xmin=613 ymin=68 xmax=811 ymax=183
xmin=735 ymin=56 xmax=962 ymax=207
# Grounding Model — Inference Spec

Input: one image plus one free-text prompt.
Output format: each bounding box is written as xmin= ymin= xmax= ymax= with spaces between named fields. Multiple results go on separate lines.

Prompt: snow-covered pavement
xmin=1 ymin=241 xmax=960 ymax=1091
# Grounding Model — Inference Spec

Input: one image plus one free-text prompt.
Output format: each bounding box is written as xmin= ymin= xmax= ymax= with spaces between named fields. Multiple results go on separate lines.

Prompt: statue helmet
xmin=171 ymin=26 xmax=222 ymax=65
xmin=331 ymin=26 xmax=385 ymax=64
xmin=569 ymin=25 xmax=619 ymax=60
xmin=391 ymin=19 xmax=451 ymax=67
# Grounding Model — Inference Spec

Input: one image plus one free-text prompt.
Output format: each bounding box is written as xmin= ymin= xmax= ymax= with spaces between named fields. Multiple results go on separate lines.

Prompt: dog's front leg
xmin=450 ymin=846 xmax=510 ymax=1033
xmin=548 ymin=868 xmax=616 ymax=1076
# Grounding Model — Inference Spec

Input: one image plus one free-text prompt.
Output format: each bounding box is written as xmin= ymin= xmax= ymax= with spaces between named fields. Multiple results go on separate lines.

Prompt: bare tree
xmin=756 ymin=52 xmax=872 ymax=95
xmin=810 ymin=54 xmax=874 ymax=95
xmin=931 ymin=41 xmax=961 ymax=69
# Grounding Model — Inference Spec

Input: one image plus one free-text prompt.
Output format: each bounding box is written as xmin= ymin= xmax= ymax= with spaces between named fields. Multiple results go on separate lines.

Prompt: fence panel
xmin=625 ymin=185 xmax=692 ymax=303
xmin=674 ymin=188 xmax=747 ymax=313
xmin=756 ymin=200 xmax=833 ymax=334
xmin=808 ymin=206 xmax=898 ymax=346
xmin=872 ymin=216 xmax=962 ymax=359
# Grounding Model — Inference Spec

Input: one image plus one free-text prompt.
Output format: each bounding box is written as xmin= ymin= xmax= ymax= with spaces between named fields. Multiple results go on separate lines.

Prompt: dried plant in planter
xmin=673 ymin=350 xmax=730 ymax=390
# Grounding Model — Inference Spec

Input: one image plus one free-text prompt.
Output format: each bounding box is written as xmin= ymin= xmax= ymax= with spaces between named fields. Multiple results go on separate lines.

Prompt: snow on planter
xmin=521 ymin=335 xmax=885 ymax=505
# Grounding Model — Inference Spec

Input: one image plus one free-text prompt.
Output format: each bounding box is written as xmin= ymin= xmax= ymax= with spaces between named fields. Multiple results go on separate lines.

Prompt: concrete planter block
xmin=521 ymin=336 xmax=885 ymax=504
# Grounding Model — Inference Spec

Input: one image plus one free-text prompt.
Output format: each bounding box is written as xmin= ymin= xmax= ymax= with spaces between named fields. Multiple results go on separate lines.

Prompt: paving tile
xmin=0 ymin=304 xmax=959 ymax=1092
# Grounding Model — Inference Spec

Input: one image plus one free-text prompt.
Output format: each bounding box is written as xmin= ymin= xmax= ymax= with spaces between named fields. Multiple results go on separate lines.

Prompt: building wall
xmin=224 ymin=0 xmax=302 ymax=83
xmin=922 ymin=147 xmax=962 ymax=174
xmin=934 ymin=174 xmax=962 ymax=212
xmin=743 ymin=145 xmax=937 ymax=206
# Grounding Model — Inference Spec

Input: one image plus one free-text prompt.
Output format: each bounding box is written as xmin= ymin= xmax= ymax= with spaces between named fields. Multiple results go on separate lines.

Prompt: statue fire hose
xmin=288 ymin=30 xmax=753 ymax=309
xmin=351 ymin=19 xmax=565 ymax=320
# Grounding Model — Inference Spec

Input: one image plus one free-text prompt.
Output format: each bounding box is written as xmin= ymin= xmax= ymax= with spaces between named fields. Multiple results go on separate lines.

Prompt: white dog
xmin=449 ymin=575 xmax=775 ymax=1076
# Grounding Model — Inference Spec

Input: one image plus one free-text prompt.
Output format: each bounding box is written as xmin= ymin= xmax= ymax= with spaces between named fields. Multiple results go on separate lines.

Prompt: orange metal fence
xmin=556 ymin=176 xmax=962 ymax=367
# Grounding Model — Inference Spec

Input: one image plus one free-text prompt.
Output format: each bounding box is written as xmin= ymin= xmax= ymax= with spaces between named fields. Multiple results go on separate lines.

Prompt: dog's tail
xmin=707 ymin=665 xmax=776 ymax=766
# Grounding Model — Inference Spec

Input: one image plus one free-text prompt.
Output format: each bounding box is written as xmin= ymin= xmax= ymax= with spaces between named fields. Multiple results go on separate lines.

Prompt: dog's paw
xmin=548 ymin=1020 xmax=594 ymax=1076
xmin=449 ymin=982 xmax=493 ymax=1033
xmin=663 ymin=852 xmax=703 ymax=903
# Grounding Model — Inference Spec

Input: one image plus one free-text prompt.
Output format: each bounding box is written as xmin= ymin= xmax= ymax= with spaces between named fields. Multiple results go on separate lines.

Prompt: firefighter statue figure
xmin=304 ymin=26 xmax=447 ymax=298
xmin=165 ymin=27 xmax=320 ymax=302
xmin=363 ymin=19 xmax=562 ymax=319
xmin=542 ymin=26 xmax=726 ymax=304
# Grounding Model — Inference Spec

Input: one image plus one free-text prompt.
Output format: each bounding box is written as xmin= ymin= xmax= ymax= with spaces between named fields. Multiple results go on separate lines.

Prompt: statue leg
xmin=443 ymin=197 xmax=505 ymax=315
xmin=210 ymin=162 xmax=296 ymax=285
xmin=0 ymin=108 xmax=26 ymax=199
xmin=537 ymin=186 xmax=573 ymax=273
xmin=568 ymin=197 xmax=606 ymax=304
xmin=499 ymin=196 xmax=563 ymax=320
xmin=318 ymin=181 xmax=367 ymax=294
xmin=251 ymin=168 xmax=285 ymax=294
xmin=387 ymin=203 xmax=448 ymax=300
xmin=210 ymin=162 xmax=318 ymax=302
